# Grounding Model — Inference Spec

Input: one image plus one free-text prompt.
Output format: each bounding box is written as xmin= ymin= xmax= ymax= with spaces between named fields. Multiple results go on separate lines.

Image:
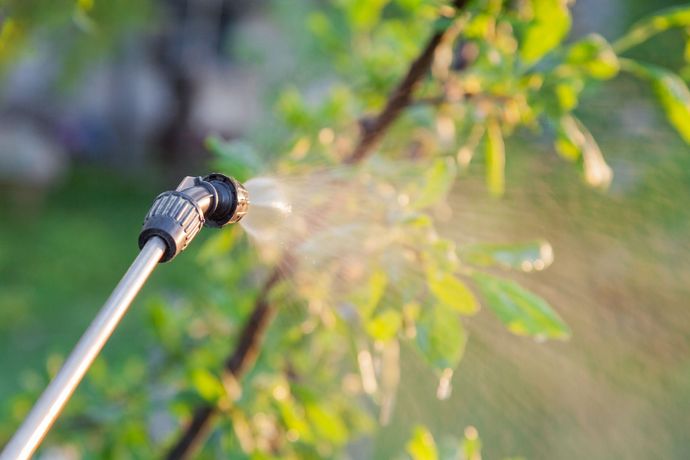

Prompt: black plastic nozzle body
xmin=138 ymin=173 xmax=249 ymax=262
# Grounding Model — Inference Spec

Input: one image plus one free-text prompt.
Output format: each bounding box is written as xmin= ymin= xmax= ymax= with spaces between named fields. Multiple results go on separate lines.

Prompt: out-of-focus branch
xmin=165 ymin=2 xmax=468 ymax=458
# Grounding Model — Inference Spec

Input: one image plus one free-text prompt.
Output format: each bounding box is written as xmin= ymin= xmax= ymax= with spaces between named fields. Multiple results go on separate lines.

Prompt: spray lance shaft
xmin=1 ymin=174 xmax=248 ymax=460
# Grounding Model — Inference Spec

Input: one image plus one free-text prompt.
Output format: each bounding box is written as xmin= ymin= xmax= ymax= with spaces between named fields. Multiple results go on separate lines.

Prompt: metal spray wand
xmin=0 ymin=173 xmax=249 ymax=460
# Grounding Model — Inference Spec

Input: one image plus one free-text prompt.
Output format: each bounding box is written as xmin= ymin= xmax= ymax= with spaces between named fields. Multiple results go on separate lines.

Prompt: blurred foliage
xmin=2 ymin=0 xmax=690 ymax=459
xmin=0 ymin=0 xmax=151 ymax=82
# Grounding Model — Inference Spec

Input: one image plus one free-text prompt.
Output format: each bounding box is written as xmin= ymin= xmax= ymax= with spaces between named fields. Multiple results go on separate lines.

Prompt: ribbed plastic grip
xmin=138 ymin=191 xmax=205 ymax=262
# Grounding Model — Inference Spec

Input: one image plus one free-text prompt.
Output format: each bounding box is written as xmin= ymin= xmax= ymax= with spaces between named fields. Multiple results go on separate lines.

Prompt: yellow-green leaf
xmin=652 ymin=71 xmax=690 ymax=144
xmin=521 ymin=0 xmax=571 ymax=63
xmin=411 ymin=156 xmax=457 ymax=210
xmin=343 ymin=0 xmax=390 ymax=31
xmin=555 ymin=80 xmax=583 ymax=111
xmin=365 ymin=309 xmax=402 ymax=341
xmin=614 ymin=5 xmax=690 ymax=53
xmin=485 ymin=120 xmax=505 ymax=197
xmin=471 ymin=272 xmax=570 ymax=340
xmin=407 ymin=426 xmax=438 ymax=460
xmin=556 ymin=115 xmax=612 ymax=189
xmin=350 ymin=268 xmax=388 ymax=319
xmin=190 ymin=369 xmax=225 ymax=403
xmin=460 ymin=240 xmax=554 ymax=272
xmin=275 ymin=396 xmax=314 ymax=443
xmin=416 ymin=304 xmax=467 ymax=370
xmin=305 ymin=403 xmax=349 ymax=445
xmin=428 ymin=273 xmax=479 ymax=316
xmin=626 ymin=62 xmax=690 ymax=144
xmin=566 ymin=34 xmax=620 ymax=80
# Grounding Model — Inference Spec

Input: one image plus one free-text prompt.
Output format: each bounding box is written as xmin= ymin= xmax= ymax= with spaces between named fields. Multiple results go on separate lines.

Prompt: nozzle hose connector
xmin=138 ymin=173 xmax=249 ymax=262
xmin=0 ymin=172 xmax=249 ymax=460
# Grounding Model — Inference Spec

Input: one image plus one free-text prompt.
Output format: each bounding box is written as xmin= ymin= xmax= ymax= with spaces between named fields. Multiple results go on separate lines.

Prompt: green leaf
xmin=520 ymin=0 xmax=571 ymax=63
xmin=465 ymin=13 xmax=495 ymax=40
xmin=305 ymin=403 xmax=349 ymax=445
xmin=428 ymin=273 xmax=479 ymax=316
xmin=205 ymin=137 xmax=261 ymax=183
xmin=485 ymin=119 xmax=505 ymax=197
xmin=342 ymin=0 xmax=390 ymax=31
xmin=275 ymin=394 xmax=314 ymax=443
xmin=190 ymin=369 xmax=225 ymax=403
xmin=650 ymin=69 xmax=690 ymax=144
xmin=622 ymin=61 xmax=690 ymax=144
xmin=554 ymin=116 xmax=581 ymax=161
xmin=471 ymin=272 xmax=570 ymax=340
xmin=365 ymin=309 xmax=402 ymax=341
xmin=410 ymin=157 xmax=457 ymax=210
xmin=460 ymin=240 xmax=554 ymax=272
xmin=554 ymin=79 xmax=583 ymax=112
xmin=613 ymin=5 xmax=690 ymax=53
xmin=565 ymin=34 xmax=619 ymax=80
xmin=416 ymin=304 xmax=467 ymax=370
xmin=406 ymin=426 xmax=439 ymax=460
xmin=556 ymin=115 xmax=612 ymax=189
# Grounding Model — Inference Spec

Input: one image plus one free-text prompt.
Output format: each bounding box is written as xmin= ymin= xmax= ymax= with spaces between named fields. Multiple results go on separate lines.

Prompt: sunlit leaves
xmin=520 ymin=0 xmax=571 ymax=64
xmin=305 ymin=403 xmax=349 ymax=445
xmin=485 ymin=119 xmax=505 ymax=197
xmin=190 ymin=368 xmax=225 ymax=403
xmin=274 ymin=390 xmax=314 ymax=444
xmin=340 ymin=0 xmax=391 ymax=32
xmin=464 ymin=13 xmax=495 ymax=40
xmin=460 ymin=240 xmax=554 ymax=272
xmin=554 ymin=79 xmax=583 ymax=112
xmin=362 ymin=269 xmax=389 ymax=318
xmin=471 ymin=272 xmax=570 ymax=340
xmin=621 ymin=60 xmax=690 ymax=144
xmin=565 ymin=34 xmax=619 ymax=80
xmin=555 ymin=115 xmax=612 ymax=189
xmin=614 ymin=5 xmax=690 ymax=53
xmin=648 ymin=67 xmax=690 ymax=144
xmin=427 ymin=272 xmax=479 ymax=316
xmin=407 ymin=426 xmax=439 ymax=460
xmin=365 ymin=309 xmax=403 ymax=341
xmin=416 ymin=304 xmax=467 ymax=370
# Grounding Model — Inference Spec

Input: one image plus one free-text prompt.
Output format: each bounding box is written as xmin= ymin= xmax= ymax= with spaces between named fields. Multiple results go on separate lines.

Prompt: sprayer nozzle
xmin=138 ymin=173 xmax=250 ymax=262
xmin=203 ymin=173 xmax=250 ymax=227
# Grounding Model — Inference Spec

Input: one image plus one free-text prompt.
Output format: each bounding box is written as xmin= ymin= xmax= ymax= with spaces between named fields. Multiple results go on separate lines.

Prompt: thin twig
xmin=165 ymin=2 xmax=468 ymax=458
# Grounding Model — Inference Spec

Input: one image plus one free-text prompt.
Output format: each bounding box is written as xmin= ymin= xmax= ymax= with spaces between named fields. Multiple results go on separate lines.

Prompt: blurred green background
xmin=1 ymin=0 xmax=690 ymax=458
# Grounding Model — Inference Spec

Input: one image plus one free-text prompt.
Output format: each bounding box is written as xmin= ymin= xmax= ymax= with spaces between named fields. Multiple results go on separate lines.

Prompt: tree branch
xmin=165 ymin=2 xmax=468 ymax=458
